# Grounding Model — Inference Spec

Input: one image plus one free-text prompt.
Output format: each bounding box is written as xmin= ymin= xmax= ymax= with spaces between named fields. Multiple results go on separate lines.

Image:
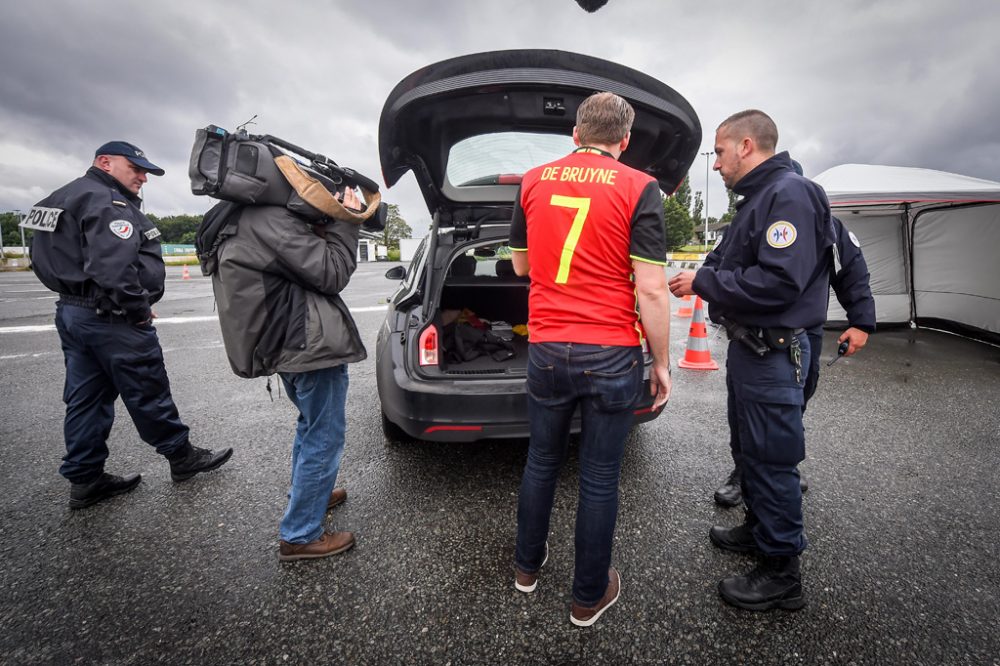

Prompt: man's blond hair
xmin=718 ymin=109 xmax=778 ymax=153
xmin=576 ymin=92 xmax=635 ymax=146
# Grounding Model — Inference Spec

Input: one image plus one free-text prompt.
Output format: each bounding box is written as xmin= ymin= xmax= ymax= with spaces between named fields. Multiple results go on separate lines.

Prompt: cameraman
xmin=201 ymin=188 xmax=366 ymax=561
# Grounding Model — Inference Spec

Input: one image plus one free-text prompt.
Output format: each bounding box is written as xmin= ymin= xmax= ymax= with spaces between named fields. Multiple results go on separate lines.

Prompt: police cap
xmin=94 ymin=141 xmax=165 ymax=176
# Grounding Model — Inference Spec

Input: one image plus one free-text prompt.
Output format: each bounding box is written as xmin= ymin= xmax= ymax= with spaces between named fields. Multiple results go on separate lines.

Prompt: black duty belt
xmin=748 ymin=326 xmax=806 ymax=346
xmin=58 ymin=294 xmax=125 ymax=316
xmin=718 ymin=317 xmax=806 ymax=381
xmin=717 ymin=316 xmax=804 ymax=356
xmin=58 ymin=294 xmax=99 ymax=308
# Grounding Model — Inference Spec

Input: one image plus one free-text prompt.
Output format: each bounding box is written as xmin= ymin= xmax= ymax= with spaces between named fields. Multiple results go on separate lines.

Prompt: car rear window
xmin=446 ymin=132 xmax=574 ymax=188
xmin=448 ymin=242 xmax=516 ymax=279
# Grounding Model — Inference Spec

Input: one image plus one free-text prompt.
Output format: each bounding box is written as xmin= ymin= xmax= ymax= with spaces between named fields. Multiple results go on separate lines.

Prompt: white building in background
xmin=357 ymin=238 xmax=378 ymax=262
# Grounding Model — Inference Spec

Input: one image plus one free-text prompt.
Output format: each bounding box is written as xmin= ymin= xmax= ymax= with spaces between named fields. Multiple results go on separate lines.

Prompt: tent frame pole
xmin=904 ymin=202 xmax=917 ymax=326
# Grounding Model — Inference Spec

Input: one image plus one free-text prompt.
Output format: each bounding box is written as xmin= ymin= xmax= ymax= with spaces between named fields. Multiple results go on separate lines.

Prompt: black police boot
xmin=714 ymin=467 xmax=742 ymax=507
xmin=709 ymin=520 xmax=760 ymax=554
xmin=68 ymin=472 xmax=142 ymax=509
xmin=718 ymin=555 xmax=805 ymax=611
xmin=168 ymin=444 xmax=234 ymax=482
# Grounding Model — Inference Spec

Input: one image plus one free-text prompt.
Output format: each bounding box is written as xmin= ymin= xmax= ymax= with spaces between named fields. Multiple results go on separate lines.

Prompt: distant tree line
xmin=377 ymin=204 xmax=412 ymax=251
xmin=0 ymin=212 xmax=27 ymax=248
xmin=661 ymin=176 xmax=738 ymax=251
xmin=0 ymin=211 xmax=203 ymax=248
xmin=2 ymin=209 xmax=416 ymax=251
xmin=146 ymin=214 xmax=203 ymax=244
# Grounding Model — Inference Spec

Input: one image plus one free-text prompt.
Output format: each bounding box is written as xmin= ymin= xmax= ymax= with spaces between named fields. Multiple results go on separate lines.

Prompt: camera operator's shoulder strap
xmin=273 ymin=155 xmax=381 ymax=224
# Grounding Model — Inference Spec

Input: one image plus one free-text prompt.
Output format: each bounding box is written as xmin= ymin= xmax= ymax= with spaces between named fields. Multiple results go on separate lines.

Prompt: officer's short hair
xmin=718 ymin=110 xmax=778 ymax=153
xmin=576 ymin=92 xmax=635 ymax=146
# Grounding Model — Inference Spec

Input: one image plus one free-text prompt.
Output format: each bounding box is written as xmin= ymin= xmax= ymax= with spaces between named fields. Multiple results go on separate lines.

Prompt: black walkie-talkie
xmin=827 ymin=341 xmax=850 ymax=367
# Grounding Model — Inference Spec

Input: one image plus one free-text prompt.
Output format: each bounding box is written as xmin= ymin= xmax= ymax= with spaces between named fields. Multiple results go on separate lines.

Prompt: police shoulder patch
xmin=848 ymin=231 xmax=861 ymax=248
xmin=109 ymin=220 xmax=134 ymax=240
xmin=766 ymin=221 xmax=797 ymax=249
xmin=144 ymin=227 xmax=161 ymax=241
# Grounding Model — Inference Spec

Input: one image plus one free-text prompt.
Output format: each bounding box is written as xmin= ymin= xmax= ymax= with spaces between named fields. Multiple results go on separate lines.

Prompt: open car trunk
xmin=436 ymin=280 xmax=530 ymax=376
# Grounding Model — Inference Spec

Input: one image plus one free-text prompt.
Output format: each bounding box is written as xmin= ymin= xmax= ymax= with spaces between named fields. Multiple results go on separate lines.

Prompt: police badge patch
xmin=848 ymin=231 xmax=861 ymax=248
xmin=109 ymin=220 xmax=134 ymax=239
xmin=766 ymin=221 xmax=797 ymax=248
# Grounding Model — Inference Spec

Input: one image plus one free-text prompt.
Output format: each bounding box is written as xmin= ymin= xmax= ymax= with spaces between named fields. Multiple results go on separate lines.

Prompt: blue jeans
xmin=515 ymin=342 xmax=643 ymax=606
xmin=55 ymin=303 xmax=189 ymax=483
xmin=278 ymin=365 xmax=349 ymax=544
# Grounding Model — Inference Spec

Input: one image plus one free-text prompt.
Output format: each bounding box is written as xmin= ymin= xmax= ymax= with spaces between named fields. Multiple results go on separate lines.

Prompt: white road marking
xmin=0 ymin=306 xmax=388 ymax=334
xmin=0 ymin=352 xmax=60 ymax=360
xmin=0 ymin=324 xmax=56 ymax=333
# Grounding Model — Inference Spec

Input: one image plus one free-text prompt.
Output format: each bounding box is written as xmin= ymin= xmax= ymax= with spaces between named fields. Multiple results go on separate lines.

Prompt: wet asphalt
xmin=0 ymin=264 xmax=998 ymax=665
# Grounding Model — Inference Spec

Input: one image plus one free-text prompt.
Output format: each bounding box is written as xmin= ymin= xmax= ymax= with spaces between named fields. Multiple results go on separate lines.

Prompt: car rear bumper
xmin=377 ymin=346 xmax=662 ymax=442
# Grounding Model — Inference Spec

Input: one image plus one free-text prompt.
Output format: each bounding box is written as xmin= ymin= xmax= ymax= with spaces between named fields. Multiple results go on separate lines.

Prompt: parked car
xmin=375 ymin=49 xmax=701 ymax=442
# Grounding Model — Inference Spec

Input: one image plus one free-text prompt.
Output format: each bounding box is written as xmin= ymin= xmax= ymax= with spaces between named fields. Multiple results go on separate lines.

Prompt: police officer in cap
xmin=29 ymin=141 xmax=233 ymax=509
xmin=669 ymin=110 xmax=834 ymax=611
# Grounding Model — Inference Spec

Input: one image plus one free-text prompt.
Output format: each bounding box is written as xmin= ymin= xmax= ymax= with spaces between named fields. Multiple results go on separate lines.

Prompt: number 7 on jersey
xmin=550 ymin=195 xmax=591 ymax=284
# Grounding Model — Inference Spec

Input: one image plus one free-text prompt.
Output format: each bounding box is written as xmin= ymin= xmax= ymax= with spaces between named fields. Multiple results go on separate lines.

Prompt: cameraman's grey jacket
xmin=199 ymin=202 xmax=366 ymax=378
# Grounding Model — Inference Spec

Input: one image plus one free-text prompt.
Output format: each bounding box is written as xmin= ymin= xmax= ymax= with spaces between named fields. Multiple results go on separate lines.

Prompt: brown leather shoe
xmin=570 ymin=567 xmax=621 ymax=627
xmin=514 ymin=541 xmax=549 ymax=593
xmin=327 ymin=487 xmax=347 ymax=511
xmin=278 ymin=531 xmax=355 ymax=562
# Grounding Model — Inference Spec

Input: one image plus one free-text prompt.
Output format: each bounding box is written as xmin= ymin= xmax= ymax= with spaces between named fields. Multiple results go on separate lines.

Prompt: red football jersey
xmin=509 ymin=148 xmax=666 ymax=346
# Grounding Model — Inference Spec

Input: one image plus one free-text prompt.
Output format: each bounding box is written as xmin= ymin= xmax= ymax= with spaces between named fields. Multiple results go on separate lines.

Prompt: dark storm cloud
xmin=0 ymin=3 xmax=242 ymax=163
xmin=776 ymin=0 xmax=1000 ymax=182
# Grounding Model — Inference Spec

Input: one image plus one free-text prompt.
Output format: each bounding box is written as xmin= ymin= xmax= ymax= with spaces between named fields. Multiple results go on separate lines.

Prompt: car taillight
xmin=418 ymin=325 xmax=439 ymax=366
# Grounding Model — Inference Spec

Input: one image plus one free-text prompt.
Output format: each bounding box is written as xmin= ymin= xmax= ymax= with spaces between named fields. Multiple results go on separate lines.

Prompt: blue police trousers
xmin=726 ymin=333 xmax=811 ymax=556
xmin=803 ymin=327 xmax=824 ymax=408
xmin=55 ymin=303 xmax=190 ymax=483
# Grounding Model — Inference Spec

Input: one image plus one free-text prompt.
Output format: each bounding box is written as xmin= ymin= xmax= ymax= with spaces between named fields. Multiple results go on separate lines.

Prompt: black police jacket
xmin=30 ymin=167 xmax=164 ymax=323
xmin=829 ymin=216 xmax=876 ymax=332
xmin=695 ymin=152 xmax=835 ymax=330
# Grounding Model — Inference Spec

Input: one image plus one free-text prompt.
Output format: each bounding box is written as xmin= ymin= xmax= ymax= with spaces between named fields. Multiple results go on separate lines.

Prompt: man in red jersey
xmin=508 ymin=92 xmax=672 ymax=627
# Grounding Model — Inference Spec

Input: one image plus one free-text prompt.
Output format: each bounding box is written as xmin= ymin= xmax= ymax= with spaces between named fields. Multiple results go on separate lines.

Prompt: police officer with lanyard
xmin=669 ymin=110 xmax=834 ymax=611
xmin=29 ymin=141 xmax=232 ymax=509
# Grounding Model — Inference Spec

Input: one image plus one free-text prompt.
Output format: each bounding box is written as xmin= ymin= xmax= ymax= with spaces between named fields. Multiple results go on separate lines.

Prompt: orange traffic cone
xmin=673 ymin=294 xmax=693 ymax=318
xmin=678 ymin=297 xmax=719 ymax=370
xmin=182 ymin=265 xmax=191 ymax=280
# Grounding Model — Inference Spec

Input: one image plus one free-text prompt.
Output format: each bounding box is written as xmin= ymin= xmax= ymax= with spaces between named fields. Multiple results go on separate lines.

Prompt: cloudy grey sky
xmin=2 ymin=0 xmax=999 ymax=231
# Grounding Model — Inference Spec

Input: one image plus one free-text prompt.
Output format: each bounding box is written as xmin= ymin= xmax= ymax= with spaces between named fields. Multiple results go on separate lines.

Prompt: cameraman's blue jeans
xmin=515 ymin=342 xmax=642 ymax=606
xmin=278 ymin=365 xmax=348 ymax=544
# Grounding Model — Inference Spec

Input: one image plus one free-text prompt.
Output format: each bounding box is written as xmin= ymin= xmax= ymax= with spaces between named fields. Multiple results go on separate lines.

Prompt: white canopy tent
xmin=813 ymin=164 xmax=1000 ymax=344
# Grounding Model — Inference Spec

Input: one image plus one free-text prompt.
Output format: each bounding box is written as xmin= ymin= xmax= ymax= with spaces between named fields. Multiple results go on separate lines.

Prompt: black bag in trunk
xmin=443 ymin=322 xmax=516 ymax=363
